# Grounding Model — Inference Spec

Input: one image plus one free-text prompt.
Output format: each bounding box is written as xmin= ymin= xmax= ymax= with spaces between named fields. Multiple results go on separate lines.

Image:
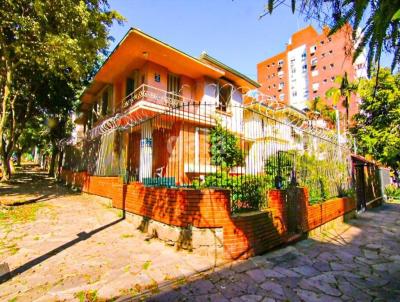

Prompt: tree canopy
xmin=0 ymin=0 xmax=124 ymax=180
xmin=351 ymin=68 xmax=400 ymax=169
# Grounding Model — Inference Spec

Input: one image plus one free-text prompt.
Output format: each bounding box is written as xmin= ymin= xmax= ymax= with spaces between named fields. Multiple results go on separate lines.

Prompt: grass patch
xmin=0 ymin=203 xmax=44 ymax=225
xmin=142 ymin=260 xmax=151 ymax=270
xmin=74 ymin=290 xmax=98 ymax=302
xmin=0 ymin=242 xmax=19 ymax=255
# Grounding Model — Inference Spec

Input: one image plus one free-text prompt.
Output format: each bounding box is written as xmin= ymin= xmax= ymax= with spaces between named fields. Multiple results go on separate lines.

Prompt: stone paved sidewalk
xmin=148 ymin=203 xmax=400 ymax=302
xmin=0 ymin=170 xmax=224 ymax=302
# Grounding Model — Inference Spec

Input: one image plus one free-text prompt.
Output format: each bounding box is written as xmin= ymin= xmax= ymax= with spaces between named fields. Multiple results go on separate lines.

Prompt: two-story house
xmin=74 ymin=28 xmax=260 ymax=186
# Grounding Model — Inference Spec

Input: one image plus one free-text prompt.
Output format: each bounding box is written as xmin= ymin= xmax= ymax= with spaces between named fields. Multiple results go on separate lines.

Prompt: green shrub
xmin=385 ymin=184 xmax=400 ymax=199
xmin=202 ymin=173 xmax=267 ymax=213
xmin=209 ymin=123 xmax=244 ymax=169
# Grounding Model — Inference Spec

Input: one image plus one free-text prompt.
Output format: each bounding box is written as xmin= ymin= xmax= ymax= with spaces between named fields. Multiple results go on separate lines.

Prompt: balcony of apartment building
xmin=277 ymin=59 xmax=284 ymax=69
xmin=312 ymin=83 xmax=320 ymax=92
xmin=310 ymin=57 xmax=318 ymax=69
xmin=309 ymin=45 xmax=317 ymax=55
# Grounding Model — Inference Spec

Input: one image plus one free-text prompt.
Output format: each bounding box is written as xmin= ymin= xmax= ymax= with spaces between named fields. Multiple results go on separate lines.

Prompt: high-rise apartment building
xmin=257 ymin=25 xmax=367 ymax=117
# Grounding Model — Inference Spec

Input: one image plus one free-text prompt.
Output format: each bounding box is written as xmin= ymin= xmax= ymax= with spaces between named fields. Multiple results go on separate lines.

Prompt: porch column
xmin=139 ymin=121 xmax=153 ymax=181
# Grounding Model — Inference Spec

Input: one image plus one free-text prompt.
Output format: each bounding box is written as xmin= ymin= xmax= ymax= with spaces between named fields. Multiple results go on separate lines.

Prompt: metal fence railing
xmin=63 ymin=102 xmax=351 ymax=213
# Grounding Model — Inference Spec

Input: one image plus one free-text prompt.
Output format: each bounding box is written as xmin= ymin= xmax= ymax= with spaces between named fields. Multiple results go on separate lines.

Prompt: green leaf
xmin=392 ymin=9 xmax=400 ymax=21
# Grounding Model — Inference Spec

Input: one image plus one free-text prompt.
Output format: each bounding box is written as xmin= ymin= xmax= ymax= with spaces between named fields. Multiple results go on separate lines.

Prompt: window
xmin=323 ymin=66 xmax=327 ymax=70
xmin=126 ymin=78 xmax=135 ymax=97
xmin=273 ymin=84 xmax=276 ymax=88
xmin=90 ymin=102 xmax=98 ymax=126
xmin=279 ymin=93 xmax=285 ymax=100
xmin=278 ymin=82 xmax=284 ymax=90
xmin=301 ymin=53 xmax=307 ymax=59
xmin=321 ymin=53 xmax=325 ymax=58
xmin=101 ymin=90 xmax=109 ymax=116
xmin=329 ymin=50 xmax=333 ymax=54
xmin=323 ymin=78 xmax=327 ymax=84
xmin=302 ymin=64 xmax=307 ymax=72
xmin=320 ymin=40 xmax=325 ymax=45
xmin=310 ymin=45 xmax=317 ymax=54
xmin=330 ymin=63 xmax=334 ymax=68
xmin=167 ymin=73 xmax=181 ymax=103
xmin=278 ymin=60 xmax=284 ymax=67
xmin=292 ymin=90 xmax=297 ymax=97
xmin=331 ymin=76 xmax=335 ymax=81
xmin=311 ymin=70 xmax=319 ymax=77
xmin=278 ymin=70 xmax=284 ymax=78
xmin=328 ymin=37 xmax=332 ymax=42
xmin=217 ymin=83 xmax=232 ymax=112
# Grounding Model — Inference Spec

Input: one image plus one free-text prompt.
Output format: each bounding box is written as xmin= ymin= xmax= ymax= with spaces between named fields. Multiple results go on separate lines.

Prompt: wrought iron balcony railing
xmin=121 ymin=84 xmax=196 ymax=111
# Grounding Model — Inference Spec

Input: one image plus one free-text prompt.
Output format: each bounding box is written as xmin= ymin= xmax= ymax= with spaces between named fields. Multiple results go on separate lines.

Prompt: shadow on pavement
xmin=114 ymin=203 xmax=400 ymax=302
xmin=0 ymin=217 xmax=125 ymax=284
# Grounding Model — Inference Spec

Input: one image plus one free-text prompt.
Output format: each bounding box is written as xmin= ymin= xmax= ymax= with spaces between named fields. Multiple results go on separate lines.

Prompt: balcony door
xmin=167 ymin=73 xmax=181 ymax=106
xmin=126 ymin=70 xmax=139 ymax=97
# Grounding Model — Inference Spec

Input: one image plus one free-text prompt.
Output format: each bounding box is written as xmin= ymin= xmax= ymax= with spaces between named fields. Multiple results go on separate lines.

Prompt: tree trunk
xmin=0 ymin=151 xmax=11 ymax=181
xmin=0 ymin=66 xmax=12 ymax=181
xmin=48 ymin=146 xmax=58 ymax=177
xmin=16 ymin=151 xmax=22 ymax=166
xmin=57 ymin=150 xmax=63 ymax=177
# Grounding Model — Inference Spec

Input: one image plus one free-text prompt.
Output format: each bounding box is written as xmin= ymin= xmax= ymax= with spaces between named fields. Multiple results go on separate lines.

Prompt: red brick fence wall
xmin=60 ymin=169 xmax=357 ymax=260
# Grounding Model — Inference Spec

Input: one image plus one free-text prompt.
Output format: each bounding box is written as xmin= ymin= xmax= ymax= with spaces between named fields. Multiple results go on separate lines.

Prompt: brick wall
xmin=113 ymin=182 xmax=230 ymax=228
xmin=294 ymin=187 xmax=356 ymax=231
xmin=60 ymin=169 xmax=88 ymax=188
xmin=60 ymin=170 xmax=356 ymax=260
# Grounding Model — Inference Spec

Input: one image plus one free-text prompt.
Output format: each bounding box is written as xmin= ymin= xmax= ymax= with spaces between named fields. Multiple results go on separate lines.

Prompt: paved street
xmin=1 ymin=169 xmax=400 ymax=301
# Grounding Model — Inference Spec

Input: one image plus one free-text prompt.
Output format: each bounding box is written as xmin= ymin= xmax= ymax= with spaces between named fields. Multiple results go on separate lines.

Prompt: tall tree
xmin=262 ymin=0 xmax=400 ymax=75
xmin=306 ymin=96 xmax=337 ymax=126
xmin=351 ymin=68 xmax=400 ymax=169
xmin=0 ymin=0 xmax=124 ymax=180
xmin=325 ymin=72 xmax=358 ymax=129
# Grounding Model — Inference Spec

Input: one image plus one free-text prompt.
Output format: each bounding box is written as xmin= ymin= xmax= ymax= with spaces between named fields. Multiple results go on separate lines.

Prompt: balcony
xmin=121 ymin=84 xmax=194 ymax=111
xmin=117 ymin=84 xmax=227 ymax=129
xmin=311 ymin=58 xmax=318 ymax=69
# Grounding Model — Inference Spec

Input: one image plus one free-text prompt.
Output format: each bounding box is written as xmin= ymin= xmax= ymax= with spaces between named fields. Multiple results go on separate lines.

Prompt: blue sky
xmin=107 ymin=0 xmax=391 ymax=80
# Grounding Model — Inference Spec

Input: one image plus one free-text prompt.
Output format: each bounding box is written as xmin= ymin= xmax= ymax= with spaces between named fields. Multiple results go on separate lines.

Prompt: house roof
xmin=199 ymin=52 xmax=261 ymax=89
xmin=80 ymin=28 xmax=260 ymax=108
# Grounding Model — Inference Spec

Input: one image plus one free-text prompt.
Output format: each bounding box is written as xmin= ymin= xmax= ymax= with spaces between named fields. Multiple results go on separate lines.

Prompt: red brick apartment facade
xmin=257 ymin=25 xmax=367 ymax=117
